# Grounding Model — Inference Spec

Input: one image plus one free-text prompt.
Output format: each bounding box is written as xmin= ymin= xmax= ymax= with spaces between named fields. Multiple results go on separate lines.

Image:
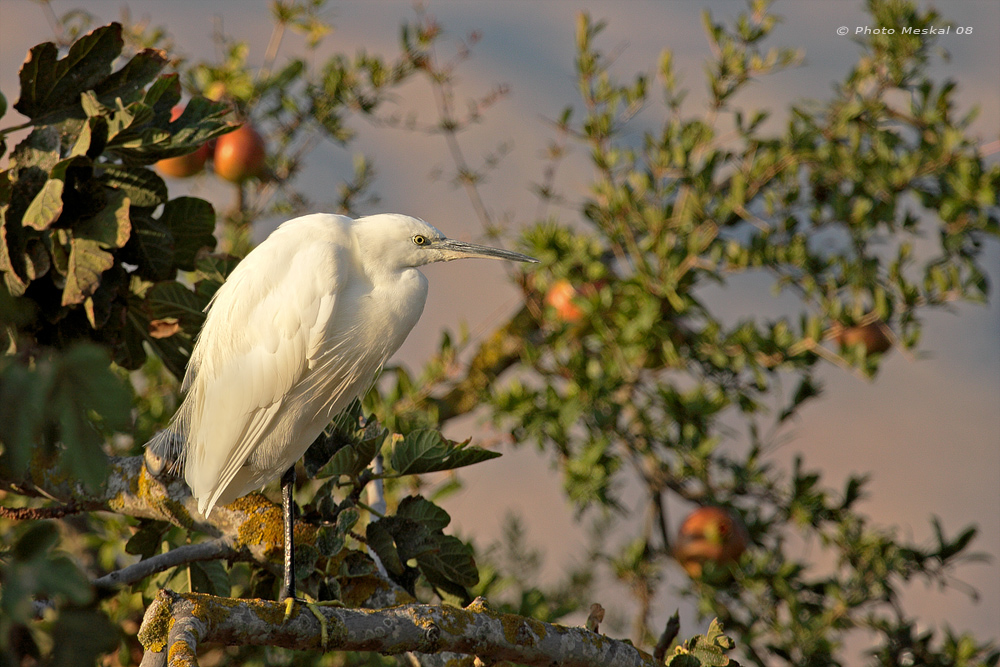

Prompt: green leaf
xmin=667 ymin=619 xmax=736 ymax=667
xmin=93 ymin=48 xmax=168 ymax=107
xmin=417 ymin=534 xmax=479 ymax=589
xmin=22 ymin=177 xmax=63 ymax=230
xmin=61 ymin=191 xmax=132 ymax=308
xmin=312 ymin=409 xmax=384 ymax=479
xmin=306 ymin=436 xmax=352 ymax=477
xmin=321 ymin=444 xmax=361 ymax=478
xmin=158 ymin=197 xmax=216 ymax=270
xmin=108 ymin=99 xmax=156 ymax=141
xmin=192 ymin=253 xmax=240 ymax=300
xmin=99 ymin=165 xmax=168 ymax=207
xmin=0 ymin=358 xmax=48 ymax=474
xmin=63 ymin=238 xmax=115 ymax=306
xmin=338 ymin=550 xmax=376 ymax=578
xmin=11 ymin=522 xmax=60 ymax=561
xmin=8 ymin=125 xmax=60 ymax=172
xmin=127 ymin=212 xmax=175 ymax=281
xmin=366 ymin=520 xmax=405 ymax=575
xmin=293 ymin=544 xmax=320 ymax=580
xmin=49 ymin=345 xmax=131 ymax=489
xmin=125 ymin=520 xmax=171 ymax=559
xmin=43 ymin=556 xmax=96 ymax=606
xmin=49 ymin=608 xmax=119 ymax=667
xmin=1 ymin=523 xmax=95 ymax=625
xmin=194 ymin=253 xmax=240 ymax=285
xmin=123 ymin=296 xmax=192 ymax=378
xmin=664 ymin=656 xmax=702 ymax=667
xmin=70 ymin=117 xmax=108 ymax=158
xmin=352 ymin=432 xmax=382 ymax=476
xmin=316 ymin=526 xmax=346 ymax=558
xmin=75 ymin=190 xmax=131 ymax=248
xmin=389 ymin=430 xmax=500 ymax=475
xmin=147 ymin=281 xmax=209 ymax=330
xmin=0 ymin=223 xmax=29 ymax=297
xmin=22 ymin=156 xmax=94 ymax=231
xmin=361 ymin=503 xmax=477 ymax=597
xmin=106 ymin=96 xmax=232 ymax=165
xmin=396 ymin=495 xmax=451 ymax=532
xmin=0 ymin=90 xmax=6 ymax=118
xmin=305 ymin=432 xmax=350 ymax=478
xmin=142 ymin=73 xmax=182 ymax=115
xmin=80 ymin=90 xmax=106 ymax=118
xmin=187 ymin=559 xmax=229 ymax=596
xmin=337 ymin=506 xmax=360 ymax=534
xmin=14 ymin=23 xmax=124 ymax=122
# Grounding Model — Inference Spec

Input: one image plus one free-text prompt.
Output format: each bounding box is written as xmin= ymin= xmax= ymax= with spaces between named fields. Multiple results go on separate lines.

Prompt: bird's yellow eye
xmin=412 ymin=235 xmax=427 ymax=246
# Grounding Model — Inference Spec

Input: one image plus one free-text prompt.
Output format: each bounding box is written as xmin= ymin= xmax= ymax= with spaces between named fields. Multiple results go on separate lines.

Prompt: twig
xmin=653 ymin=493 xmax=671 ymax=553
xmin=37 ymin=0 xmax=66 ymax=45
xmin=585 ymin=603 xmax=605 ymax=633
xmin=653 ymin=611 xmax=680 ymax=662
xmin=259 ymin=13 xmax=287 ymax=82
xmin=0 ymin=502 xmax=82 ymax=520
xmin=93 ymin=537 xmax=239 ymax=591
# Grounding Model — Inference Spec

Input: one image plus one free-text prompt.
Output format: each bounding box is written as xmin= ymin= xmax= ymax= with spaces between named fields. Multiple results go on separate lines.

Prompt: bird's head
xmin=353 ymin=214 xmax=538 ymax=273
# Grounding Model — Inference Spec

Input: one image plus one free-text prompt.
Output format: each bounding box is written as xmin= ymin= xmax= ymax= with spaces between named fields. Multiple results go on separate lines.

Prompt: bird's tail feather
xmin=145 ymin=427 xmax=187 ymax=475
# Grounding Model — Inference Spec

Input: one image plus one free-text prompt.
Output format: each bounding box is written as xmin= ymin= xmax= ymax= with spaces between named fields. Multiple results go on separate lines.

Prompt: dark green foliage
xmin=366 ymin=496 xmax=479 ymax=603
xmin=387 ymin=429 xmax=501 ymax=476
xmin=2 ymin=523 xmax=93 ymax=622
xmin=124 ymin=520 xmax=172 ymax=560
xmin=299 ymin=401 xmax=493 ymax=600
xmin=0 ymin=344 xmax=130 ymax=490
xmin=0 ymin=523 xmax=117 ymax=667
xmin=1 ymin=23 xmax=231 ymax=370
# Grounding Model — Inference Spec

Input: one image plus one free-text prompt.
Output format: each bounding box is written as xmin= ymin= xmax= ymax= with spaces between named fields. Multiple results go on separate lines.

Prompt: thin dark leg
xmin=279 ymin=465 xmax=296 ymax=601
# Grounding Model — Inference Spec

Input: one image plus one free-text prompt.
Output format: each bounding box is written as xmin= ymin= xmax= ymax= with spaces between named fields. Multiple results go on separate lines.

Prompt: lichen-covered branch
xmin=138 ymin=590 xmax=657 ymax=667
xmin=2 ymin=454 xmax=409 ymax=609
xmin=5 ymin=454 xmax=288 ymax=561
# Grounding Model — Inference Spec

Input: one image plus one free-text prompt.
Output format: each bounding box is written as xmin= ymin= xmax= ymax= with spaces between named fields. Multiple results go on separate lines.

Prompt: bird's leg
xmin=277 ymin=464 xmax=338 ymax=650
xmin=279 ymin=465 xmax=296 ymax=602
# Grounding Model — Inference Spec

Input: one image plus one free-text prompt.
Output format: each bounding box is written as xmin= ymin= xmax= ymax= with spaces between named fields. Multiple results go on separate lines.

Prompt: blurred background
xmin=2 ymin=0 xmax=997 ymax=649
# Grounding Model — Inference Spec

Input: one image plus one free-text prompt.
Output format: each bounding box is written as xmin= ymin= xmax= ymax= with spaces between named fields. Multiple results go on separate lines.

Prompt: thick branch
xmin=139 ymin=590 xmax=657 ymax=667
xmin=5 ymin=455 xmax=279 ymax=558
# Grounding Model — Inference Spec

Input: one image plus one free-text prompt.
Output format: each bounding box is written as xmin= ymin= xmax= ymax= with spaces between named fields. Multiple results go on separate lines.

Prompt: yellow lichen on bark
xmin=501 ymin=614 xmax=548 ymax=646
xmin=137 ymin=590 xmax=176 ymax=652
xmin=230 ymin=493 xmax=286 ymax=557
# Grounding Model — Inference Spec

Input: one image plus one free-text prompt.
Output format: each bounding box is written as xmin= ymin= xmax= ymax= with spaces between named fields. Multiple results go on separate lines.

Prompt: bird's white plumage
xmin=148 ymin=212 xmax=535 ymax=517
xmin=151 ymin=214 xmax=430 ymax=515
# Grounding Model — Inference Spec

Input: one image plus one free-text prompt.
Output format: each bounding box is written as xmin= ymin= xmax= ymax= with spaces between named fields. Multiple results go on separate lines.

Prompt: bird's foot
xmin=282 ymin=594 xmax=345 ymax=650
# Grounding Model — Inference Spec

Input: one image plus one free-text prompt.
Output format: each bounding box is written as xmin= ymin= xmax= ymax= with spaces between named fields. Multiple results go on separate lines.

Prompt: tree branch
xmin=0 ymin=502 xmax=84 ymax=520
xmin=93 ymin=537 xmax=241 ymax=591
xmin=2 ymin=454 xmax=410 ymax=610
xmin=138 ymin=591 xmax=657 ymax=667
xmin=431 ymin=304 xmax=539 ymax=422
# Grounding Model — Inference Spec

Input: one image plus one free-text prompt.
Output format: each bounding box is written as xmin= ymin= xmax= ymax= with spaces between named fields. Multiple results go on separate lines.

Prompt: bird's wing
xmin=181 ymin=224 xmax=349 ymax=514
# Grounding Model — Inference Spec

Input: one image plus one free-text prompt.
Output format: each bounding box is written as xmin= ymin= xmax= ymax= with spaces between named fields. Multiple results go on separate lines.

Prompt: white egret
xmin=148 ymin=213 xmax=537 ymax=600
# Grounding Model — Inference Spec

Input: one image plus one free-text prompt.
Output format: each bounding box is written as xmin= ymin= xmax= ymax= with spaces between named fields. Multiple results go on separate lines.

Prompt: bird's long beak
xmin=435 ymin=238 xmax=539 ymax=263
